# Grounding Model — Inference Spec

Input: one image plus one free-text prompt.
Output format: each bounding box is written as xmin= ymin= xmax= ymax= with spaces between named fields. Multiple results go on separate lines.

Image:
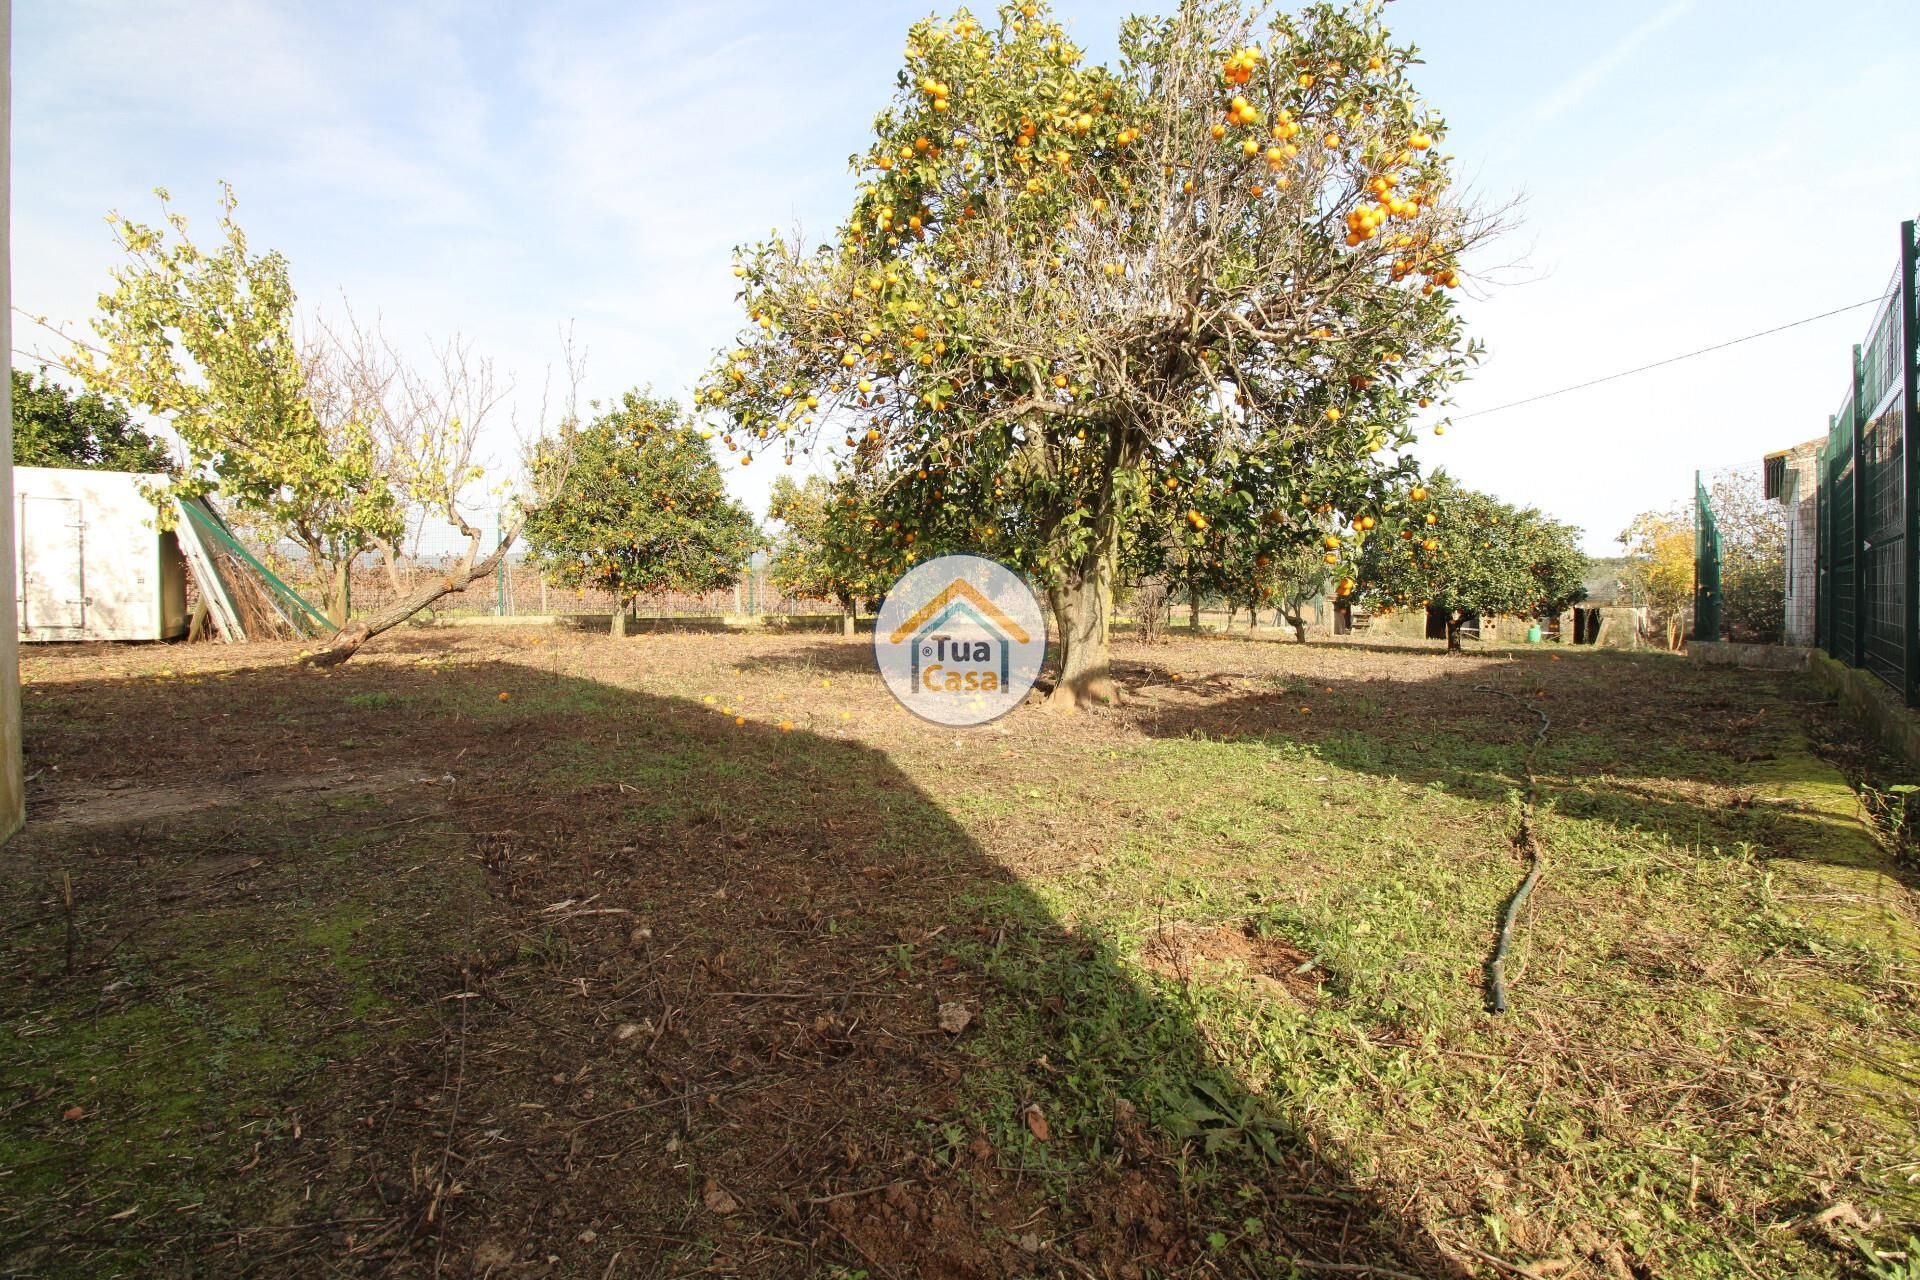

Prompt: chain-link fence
xmin=239 ymin=506 xmax=823 ymax=624
xmin=1815 ymin=217 xmax=1919 ymax=705
xmin=317 ymin=556 xmax=807 ymax=621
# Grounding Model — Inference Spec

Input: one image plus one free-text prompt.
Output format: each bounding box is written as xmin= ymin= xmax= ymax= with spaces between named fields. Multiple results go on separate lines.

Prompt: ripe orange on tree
xmin=700 ymin=0 xmax=1481 ymax=707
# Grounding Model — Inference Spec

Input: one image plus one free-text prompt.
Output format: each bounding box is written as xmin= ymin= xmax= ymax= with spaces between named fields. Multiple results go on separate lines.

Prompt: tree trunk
xmin=373 ymin=540 xmax=407 ymax=594
xmin=1282 ymin=594 xmax=1313 ymax=644
xmin=328 ymin=558 xmax=351 ymax=628
xmin=1446 ymin=612 xmax=1464 ymax=653
xmin=1188 ymin=587 xmax=1201 ymax=632
xmin=610 ymin=598 xmax=629 ymax=638
xmin=1248 ymin=606 xmax=1261 ymax=630
xmin=1048 ymin=549 xmax=1118 ymax=710
xmin=304 ymin=534 xmax=513 ymax=667
xmin=842 ymin=607 xmax=856 ymax=638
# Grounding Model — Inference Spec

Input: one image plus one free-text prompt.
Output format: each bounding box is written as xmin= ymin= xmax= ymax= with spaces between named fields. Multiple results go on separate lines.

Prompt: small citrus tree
xmin=522 ymin=390 xmax=760 ymax=636
xmin=57 ymin=185 xmax=399 ymax=625
xmin=703 ymin=0 xmax=1496 ymax=706
xmin=766 ymin=475 xmax=842 ymax=617
xmin=1356 ymin=474 xmax=1587 ymax=650
xmin=1129 ymin=428 xmax=1393 ymax=635
xmin=1267 ymin=541 xmax=1341 ymax=641
xmin=767 ymin=472 xmax=914 ymax=634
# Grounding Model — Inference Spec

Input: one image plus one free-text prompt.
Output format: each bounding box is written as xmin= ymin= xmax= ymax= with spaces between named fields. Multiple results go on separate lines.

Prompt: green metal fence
xmin=1694 ymin=472 xmax=1722 ymax=642
xmin=1815 ymin=217 xmax=1920 ymax=705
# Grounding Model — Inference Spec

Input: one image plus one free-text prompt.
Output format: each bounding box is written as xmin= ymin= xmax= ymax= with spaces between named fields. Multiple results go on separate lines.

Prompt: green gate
xmin=1694 ymin=472 xmax=1721 ymax=643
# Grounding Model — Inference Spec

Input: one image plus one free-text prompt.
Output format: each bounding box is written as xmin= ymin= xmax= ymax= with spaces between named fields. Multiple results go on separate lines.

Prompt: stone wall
xmin=1559 ymin=605 xmax=1648 ymax=650
xmin=1689 ymin=641 xmax=1812 ymax=671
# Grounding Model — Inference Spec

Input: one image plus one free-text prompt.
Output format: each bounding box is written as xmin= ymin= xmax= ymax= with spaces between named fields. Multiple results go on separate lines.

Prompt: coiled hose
xmin=1476 ymin=683 xmax=1549 ymax=1015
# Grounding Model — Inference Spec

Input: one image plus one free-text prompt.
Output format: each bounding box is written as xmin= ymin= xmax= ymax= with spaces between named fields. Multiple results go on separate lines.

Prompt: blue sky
xmin=14 ymin=0 xmax=1920 ymax=555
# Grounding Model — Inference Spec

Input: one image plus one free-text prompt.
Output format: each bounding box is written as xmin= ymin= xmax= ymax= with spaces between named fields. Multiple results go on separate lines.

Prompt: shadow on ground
xmin=0 ymin=656 xmax=1454 ymax=1278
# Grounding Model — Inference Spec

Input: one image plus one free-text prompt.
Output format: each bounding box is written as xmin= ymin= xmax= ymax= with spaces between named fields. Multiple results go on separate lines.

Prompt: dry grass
xmin=0 ymin=625 xmax=1915 ymax=1279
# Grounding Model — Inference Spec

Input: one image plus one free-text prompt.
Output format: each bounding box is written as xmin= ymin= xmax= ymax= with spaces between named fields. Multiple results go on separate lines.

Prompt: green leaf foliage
xmin=1354 ymin=472 xmax=1588 ymax=618
xmin=62 ymin=184 xmax=400 ymax=618
xmin=697 ymin=0 xmax=1492 ymax=680
xmin=11 ymin=367 xmax=173 ymax=473
xmin=522 ymin=390 xmax=762 ymax=604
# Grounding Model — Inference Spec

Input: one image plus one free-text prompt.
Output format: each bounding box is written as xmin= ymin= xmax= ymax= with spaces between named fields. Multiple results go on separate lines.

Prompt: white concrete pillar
xmin=0 ymin=0 xmax=23 ymax=839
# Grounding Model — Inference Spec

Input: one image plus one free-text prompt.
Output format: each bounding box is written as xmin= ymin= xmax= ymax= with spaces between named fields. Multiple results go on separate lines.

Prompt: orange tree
xmin=767 ymin=470 xmax=915 ymax=633
xmin=522 ymin=390 xmax=760 ymax=636
xmin=702 ymin=0 xmax=1493 ymax=706
xmin=1182 ymin=532 xmax=1349 ymax=639
xmin=1266 ymin=541 xmax=1343 ymax=641
xmin=1135 ymin=426 xmax=1397 ymax=629
xmin=1354 ymin=473 xmax=1587 ymax=650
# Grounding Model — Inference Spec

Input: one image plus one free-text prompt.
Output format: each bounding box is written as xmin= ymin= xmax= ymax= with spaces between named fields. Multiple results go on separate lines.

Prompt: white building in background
xmin=13 ymin=468 xmax=190 ymax=642
xmin=1764 ymin=439 xmax=1822 ymax=646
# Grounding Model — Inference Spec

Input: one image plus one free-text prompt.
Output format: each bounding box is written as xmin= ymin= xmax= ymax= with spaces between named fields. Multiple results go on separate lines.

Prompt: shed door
xmin=20 ymin=496 xmax=86 ymax=633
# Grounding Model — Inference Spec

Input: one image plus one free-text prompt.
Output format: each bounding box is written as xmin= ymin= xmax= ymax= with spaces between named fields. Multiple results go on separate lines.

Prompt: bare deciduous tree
xmin=304 ymin=328 xmax=582 ymax=667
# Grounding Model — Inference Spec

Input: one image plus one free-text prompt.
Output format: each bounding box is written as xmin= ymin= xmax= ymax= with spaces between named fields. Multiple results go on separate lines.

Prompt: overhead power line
xmin=1452 ymin=293 xmax=1894 ymax=421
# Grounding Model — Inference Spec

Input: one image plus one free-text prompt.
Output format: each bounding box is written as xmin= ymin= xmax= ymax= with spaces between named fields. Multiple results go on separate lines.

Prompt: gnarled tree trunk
xmin=610 ymin=597 xmax=630 ymax=638
xmin=1048 ymin=545 xmax=1119 ymax=710
xmin=1282 ymin=596 xmax=1309 ymax=644
xmin=1188 ymin=587 xmax=1201 ymax=632
xmin=1045 ymin=429 xmax=1134 ymax=711
xmin=1446 ymin=610 xmax=1464 ymax=653
xmin=305 ymin=532 xmax=512 ymax=667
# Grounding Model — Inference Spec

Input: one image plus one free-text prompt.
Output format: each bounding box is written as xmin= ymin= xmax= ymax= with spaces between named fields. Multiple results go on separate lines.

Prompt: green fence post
xmin=1694 ymin=470 xmax=1720 ymax=643
xmin=1693 ymin=470 xmax=1702 ymax=642
xmin=1851 ymin=344 xmax=1867 ymax=670
xmin=1901 ymin=218 xmax=1919 ymax=706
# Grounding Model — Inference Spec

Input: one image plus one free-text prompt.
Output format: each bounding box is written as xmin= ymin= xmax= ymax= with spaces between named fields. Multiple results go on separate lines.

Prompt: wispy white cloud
xmin=1485 ymin=0 xmax=1693 ymax=158
xmin=13 ymin=0 xmax=1920 ymax=542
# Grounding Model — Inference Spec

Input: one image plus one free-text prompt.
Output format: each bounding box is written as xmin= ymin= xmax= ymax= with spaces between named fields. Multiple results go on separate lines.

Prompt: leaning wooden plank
xmin=170 ymin=496 xmax=244 ymax=642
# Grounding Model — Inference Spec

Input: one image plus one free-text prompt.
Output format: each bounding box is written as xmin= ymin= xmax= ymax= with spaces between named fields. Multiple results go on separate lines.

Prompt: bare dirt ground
xmin=1 ymin=626 xmax=1915 ymax=1279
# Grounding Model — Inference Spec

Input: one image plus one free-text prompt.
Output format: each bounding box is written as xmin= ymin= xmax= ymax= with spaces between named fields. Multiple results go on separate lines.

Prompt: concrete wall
xmin=1559 ymin=605 xmax=1647 ymax=650
xmin=1363 ymin=609 xmax=1430 ymax=641
xmin=1810 ymin=651 xmax=1920 ymax=773
xmin=1689 ymin=641 xmax=1812 ymax=671
xmin=0 ymin=0 xmax=23 ymax=841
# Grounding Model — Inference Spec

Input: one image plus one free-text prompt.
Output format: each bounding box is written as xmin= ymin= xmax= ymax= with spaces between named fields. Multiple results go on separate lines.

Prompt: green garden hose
xmin=1476 ymin=684 xmax=1550 ymax=1015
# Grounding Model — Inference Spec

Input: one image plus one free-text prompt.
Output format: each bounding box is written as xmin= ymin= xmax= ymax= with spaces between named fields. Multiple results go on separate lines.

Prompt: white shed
xmin=14 ymin=466 xmax=188 ymax=642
